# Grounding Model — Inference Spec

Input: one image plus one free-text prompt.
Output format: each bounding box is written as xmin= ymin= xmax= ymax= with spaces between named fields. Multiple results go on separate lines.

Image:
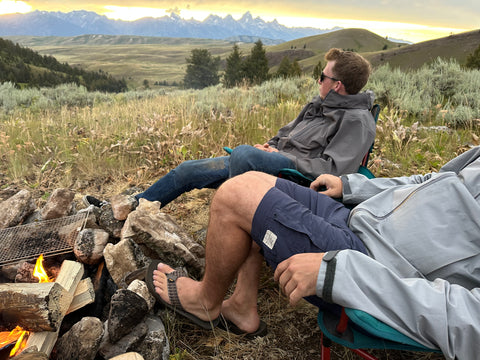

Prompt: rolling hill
xmin=3 ymin=28 xmax=480 ymax=89
xmin=365 ymin=29 xmax=480 ymax=70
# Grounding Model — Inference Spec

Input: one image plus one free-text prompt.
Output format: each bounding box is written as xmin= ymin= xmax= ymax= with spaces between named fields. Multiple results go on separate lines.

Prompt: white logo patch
xmin=263 ymin=230 xmax=277 ymax=250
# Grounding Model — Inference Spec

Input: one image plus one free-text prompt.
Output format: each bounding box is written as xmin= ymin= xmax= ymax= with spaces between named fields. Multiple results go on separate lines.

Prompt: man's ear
xmin=335 ymin=81 xmax=348 ymax=95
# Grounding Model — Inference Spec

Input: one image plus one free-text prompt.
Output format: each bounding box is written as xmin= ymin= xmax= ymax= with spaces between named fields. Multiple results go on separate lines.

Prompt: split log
xmin=24 ymin=260 xmax=84 ymax=357
xmin=67 ymin=277 xmax=95 ymax=314
xmin=0 ymin=282 xmax=68 ymax=332
xmin=0 ymin=261 xmax=85 ymax=333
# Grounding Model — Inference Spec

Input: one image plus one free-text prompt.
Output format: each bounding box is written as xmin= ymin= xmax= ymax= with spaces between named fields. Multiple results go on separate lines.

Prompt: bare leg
xmin=221 ymin=244 xmax=263 ymax=333
xmin=152 ymin=171 xmax=278 ymax=324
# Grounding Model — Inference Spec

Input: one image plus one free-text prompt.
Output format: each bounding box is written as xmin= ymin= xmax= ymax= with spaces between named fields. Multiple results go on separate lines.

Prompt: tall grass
xmin=0 ymin=61 xmax=478 ymax=192
xmin=0 ymin=77 xmax=315 ymax=189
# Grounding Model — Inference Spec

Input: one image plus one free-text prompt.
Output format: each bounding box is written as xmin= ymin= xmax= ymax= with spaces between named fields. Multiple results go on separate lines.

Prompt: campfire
xmin=0 ymin=187 xmax=206 ymax=359
xmin=0 ymin=252 xmax=94 ymax=358
xmin=0 ymin=255 xmax=50 ymax=357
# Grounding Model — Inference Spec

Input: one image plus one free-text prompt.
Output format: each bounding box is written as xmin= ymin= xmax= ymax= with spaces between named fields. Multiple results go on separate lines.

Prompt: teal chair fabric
xmin=317 ymin=307 xmax=441 ymax=359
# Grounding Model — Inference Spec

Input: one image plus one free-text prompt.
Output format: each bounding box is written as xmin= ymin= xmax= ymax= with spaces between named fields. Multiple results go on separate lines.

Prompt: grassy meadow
xmin=1 ymin=58 xmax=479 ymax=194
xmin=8 ymin=28 xmax=480 ymax=90
xmin=0 ymin=59 xmax=479 ymax=359
xmin=5 ymin=34 xmax=255 ymax=88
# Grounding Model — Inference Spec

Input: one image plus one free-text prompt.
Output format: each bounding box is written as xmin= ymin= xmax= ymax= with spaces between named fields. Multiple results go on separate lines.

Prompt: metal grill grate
xmin=0 ymin=212 xmax=88 ymax=266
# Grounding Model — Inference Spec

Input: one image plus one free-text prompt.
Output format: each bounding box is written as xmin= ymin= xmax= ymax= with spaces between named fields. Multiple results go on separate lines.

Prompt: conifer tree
xmin=223 ymin=44 xmax=243 ymax=88
xmin=465 ymin=44 xmax=480 ymax=70
xmin=242 ymin=40 xmax=269 ymax=85
xmin=312 ymin=60 xmax=323 ymax=80
xmin=276 ymin=56 xmax=292 ymax=78
xmin=184 ymin=48 xmax=220 ymax=89
xmin=291 ymin=59 xmax=302 ymax=77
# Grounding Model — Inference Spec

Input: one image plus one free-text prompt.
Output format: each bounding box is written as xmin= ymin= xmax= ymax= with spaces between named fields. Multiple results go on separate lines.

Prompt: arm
xmin=317 ymin=250 xmax=480 ymax=360
xmin=342 ymin=146 xmax=480 ymax=204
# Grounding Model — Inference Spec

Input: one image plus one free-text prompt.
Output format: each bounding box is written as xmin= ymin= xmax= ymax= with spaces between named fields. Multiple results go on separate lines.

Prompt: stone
xmin=0 ymin=189 xmax=36 ymax=228
xmin=127 ymin=279 xmax=155 ymax=311
xmin=41 ymin=188 xmax=75 ymax=220
xmin=52 ymin=317 xmax=104 ymax=360
xmin=122 ymin=198 xmax=205 ymax=278
xmin=133 ymin=315 xmax=170 ymax=360
xmin=107 ymin=289 xmax=149 ymax=343
xmin=98 ymin=204 xmax=124 ymax=238
xmin=111 ymin=194 xmax=138 ymax=221
xmin=74 ymin=228 xmax=110 ymax=265
xmin=103 ymin=238 xmax=150 ymax=286
xmin=99 ymin=321 xmax=148 ymax=359
xmin=109 ymin=353 xmax=145 ymax=360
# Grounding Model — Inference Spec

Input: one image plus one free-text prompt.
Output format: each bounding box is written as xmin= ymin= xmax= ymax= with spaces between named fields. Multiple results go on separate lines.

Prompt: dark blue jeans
xmin=135 ymin=145 xmax=295 ymax=207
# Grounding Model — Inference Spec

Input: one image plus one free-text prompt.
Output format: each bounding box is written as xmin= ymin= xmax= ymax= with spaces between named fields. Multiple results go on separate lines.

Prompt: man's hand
xmin=310 ymin=174 xmax=343 ymax=197
xmin=254 ymin=143 xmax=279 ymax=152
xmin=274 ymin=253 xmax=324 ymax=306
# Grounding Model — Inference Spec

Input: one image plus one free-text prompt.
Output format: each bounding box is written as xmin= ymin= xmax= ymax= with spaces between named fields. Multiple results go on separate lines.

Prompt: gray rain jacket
xmin=268 ymin=89 xmax=376 ymax=178
xmin=317 ymin=146 xmax=480 ymax=359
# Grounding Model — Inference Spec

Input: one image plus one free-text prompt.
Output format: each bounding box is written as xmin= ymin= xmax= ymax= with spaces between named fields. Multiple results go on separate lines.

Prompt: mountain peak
xmin=0 ymin=10 xmax=338 ymax=42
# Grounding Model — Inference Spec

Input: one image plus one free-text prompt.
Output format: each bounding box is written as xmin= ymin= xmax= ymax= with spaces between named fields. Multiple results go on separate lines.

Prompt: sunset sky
xmin=0 ymin=0 xmax=478 ymax=43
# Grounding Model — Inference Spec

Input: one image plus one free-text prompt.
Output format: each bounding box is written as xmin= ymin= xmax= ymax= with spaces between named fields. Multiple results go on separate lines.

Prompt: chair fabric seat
xmin=317 ymin=308 xmax=441 ymax=353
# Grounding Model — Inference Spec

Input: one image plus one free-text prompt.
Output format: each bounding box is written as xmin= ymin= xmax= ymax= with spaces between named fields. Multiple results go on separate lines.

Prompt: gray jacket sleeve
xmin=283 ymin=111 xmax=375 ymax=176
xmin=342 ymin=146 xmax=480 ymax=204
xmin=316 ymin=250 xmax=480 ymax=360
xmin=281 ymin=112 xmax=375 ymax=176
xmin=341 ymin=172 xmax=435 ymax=204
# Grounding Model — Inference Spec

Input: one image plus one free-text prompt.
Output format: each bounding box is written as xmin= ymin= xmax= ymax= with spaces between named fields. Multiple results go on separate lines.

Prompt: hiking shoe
xmin=82 ymin=195 xmax=109 ymax=208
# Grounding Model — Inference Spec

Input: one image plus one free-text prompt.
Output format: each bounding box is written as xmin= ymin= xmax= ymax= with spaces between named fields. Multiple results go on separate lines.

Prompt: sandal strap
xmin=166 ymin=268 xmax=188 ymax=309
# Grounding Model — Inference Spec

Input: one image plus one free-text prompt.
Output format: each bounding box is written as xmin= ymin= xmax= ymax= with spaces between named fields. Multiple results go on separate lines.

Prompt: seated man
xmin=148 ymin=146 xmax=480 ymax=360
xmin=85 ymin=48 xmax=375 ymax=209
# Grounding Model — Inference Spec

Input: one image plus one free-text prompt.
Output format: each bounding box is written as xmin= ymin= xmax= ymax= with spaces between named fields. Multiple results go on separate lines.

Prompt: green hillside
xmin=4 ymin=28 xmax=480 ymax=89
xmin=0 ymin=37 xmax=127 ymax=92
xmin=267 ymin=28 xmax=403 ymax=72
xmin=365 ymin=29 xmax=480 ymax=70
xmin=5 ymin=34 xmax=251 ymax=88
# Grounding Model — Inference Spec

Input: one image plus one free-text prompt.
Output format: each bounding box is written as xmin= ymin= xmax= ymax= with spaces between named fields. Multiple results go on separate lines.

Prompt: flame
xmin=0 ymin=255 xmax=53 ymax=357
xmin=33 ymin=254 xmax=52 ymax=283
xmin=0 ymin=326 xmax=29 ymax=357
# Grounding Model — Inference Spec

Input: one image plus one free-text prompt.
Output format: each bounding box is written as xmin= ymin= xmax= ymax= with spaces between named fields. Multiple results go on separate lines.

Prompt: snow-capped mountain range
xmin=0 ymin=10 xmax=340 ymax=42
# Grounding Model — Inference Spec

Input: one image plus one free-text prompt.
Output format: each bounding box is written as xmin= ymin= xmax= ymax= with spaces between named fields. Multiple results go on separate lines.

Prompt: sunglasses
xmin=320 ymin=72 xmax=340 ymax=82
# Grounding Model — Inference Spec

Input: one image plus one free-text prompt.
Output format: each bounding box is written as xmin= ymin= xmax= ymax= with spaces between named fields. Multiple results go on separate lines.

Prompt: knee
xmin=212 ymin=172 xmax=255 ymax=209
xmin=229 ymin=145 xmax=257 ymax=167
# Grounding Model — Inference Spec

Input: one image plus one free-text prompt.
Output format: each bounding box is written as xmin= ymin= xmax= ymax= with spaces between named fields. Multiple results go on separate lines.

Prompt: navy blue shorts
xmin=251 ymin=178 xmax=367 ymax=271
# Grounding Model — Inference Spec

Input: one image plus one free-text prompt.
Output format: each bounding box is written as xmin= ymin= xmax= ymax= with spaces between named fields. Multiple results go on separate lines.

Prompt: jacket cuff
xmin=316 ymin=250 xmax=340 ymax=303
xmin=340 ymin=175 xmax=351 ymax=197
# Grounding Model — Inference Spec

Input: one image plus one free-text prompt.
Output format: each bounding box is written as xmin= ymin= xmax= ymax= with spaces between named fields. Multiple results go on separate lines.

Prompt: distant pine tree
xmin=276 ymin=56 xmax=292 ymax=78
xmin=312 ymin=60 xmax=323 ymax=80
xmin=465 ymin=44 xmax=480 ymax=70
xmin=242 ymin=40 xmax=269 ymax=85
xmin=223 ymin=44 xmax=243 ymax=88
xmin=184 ymin=48 xmax=220 ymax=89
